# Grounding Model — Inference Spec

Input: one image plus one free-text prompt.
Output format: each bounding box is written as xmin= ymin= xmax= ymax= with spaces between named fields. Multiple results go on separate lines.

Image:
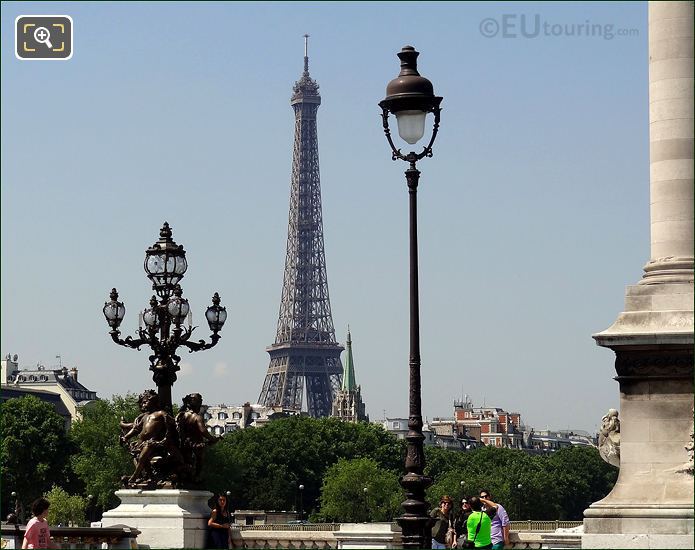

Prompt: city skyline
xmin=1 ymin=2 xmax=648 ymax=433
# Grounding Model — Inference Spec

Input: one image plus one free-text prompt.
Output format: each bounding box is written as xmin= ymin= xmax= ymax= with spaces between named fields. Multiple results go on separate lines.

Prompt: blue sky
xmin=1 ymin=2 xmax=648 ymax=432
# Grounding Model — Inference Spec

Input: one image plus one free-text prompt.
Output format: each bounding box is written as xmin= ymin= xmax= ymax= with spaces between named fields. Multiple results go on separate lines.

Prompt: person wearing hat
xmin=430 ymin=495 xmax=456 ymax=549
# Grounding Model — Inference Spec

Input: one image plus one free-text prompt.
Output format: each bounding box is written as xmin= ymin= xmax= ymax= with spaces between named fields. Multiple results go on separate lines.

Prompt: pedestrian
xmin=479 ymin=490 xmax=510 ymax=549
xmin=22 ymin=498 xmax=58 ymax=549
xmin=464 ymin=496 xmax=498 ymax=549
xmin=429 ymin=495 xmax=456 ymax=549
xmin=454 ymin=497 xmax=472 ymax=547
xmin=207 ymin=493 xmax=232 ymax=549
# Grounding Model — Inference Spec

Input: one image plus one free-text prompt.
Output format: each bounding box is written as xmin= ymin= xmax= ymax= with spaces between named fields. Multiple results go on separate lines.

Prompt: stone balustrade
xmin=231 ymin=522 xmax=582 ymax=549
xmin=0 ymin=524 xmax=140 ymax=549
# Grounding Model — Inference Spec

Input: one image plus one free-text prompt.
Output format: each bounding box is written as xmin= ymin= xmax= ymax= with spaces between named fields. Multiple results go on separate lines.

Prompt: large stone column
xmin=583 ymin=2 xmax=694 ymax=549
xmin=644 ymin=0 xmax=694 ymax=284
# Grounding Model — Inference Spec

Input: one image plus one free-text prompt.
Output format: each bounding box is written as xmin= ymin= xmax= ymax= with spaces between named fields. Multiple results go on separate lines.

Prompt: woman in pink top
xmin=22 ymin=498 xmax=58 ymax=549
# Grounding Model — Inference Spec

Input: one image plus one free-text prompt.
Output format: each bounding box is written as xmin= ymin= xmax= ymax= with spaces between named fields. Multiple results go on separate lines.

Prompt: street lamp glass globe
xmin=205 ymin=293 xmax=227 ymax=332
xmin=103 ymin=290 xmax=126 ymax=329
xmin=143 ymin=308 xmax=159 ymax=328
xmin=104 ymin=302 xmax=125 ymax=323
xmin=168 ymin=296 xmax=190 ymax=323
xmin=395 ymin=110 xmax=427 ymax=144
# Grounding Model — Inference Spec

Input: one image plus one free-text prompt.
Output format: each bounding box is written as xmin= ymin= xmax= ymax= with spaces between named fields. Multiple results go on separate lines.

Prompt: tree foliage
xmin=44 ymin=486 xmax=87 ymax=527
xmin=424 ymin=445 xmax=617 ymax=520
xmin=0 ymin=396 xmax=74 ymax=516
xmin=3 ymin=392 xmax=615 ymax=522
xmin=545 ymin=446 xmax=618 ymax=519
xmin=69 ymin=394 xmax=139 ymax=509
xmin=202 ymin=416 xmax=405 ymax=515
xmin=316 ymin=458 xmax=402 ymax=522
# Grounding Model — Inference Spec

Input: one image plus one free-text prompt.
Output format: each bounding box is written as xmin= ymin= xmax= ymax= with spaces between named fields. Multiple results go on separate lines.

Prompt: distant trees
xmin=44 ymin=486 xmax=87 ymax=527
xmin=316 ymin=458 xmax=402 ymax=522
xmin=202 ymin=415 xmax=405 ymax=516
xmin=1 ymin=393 xmax=616 ymax=523
xmin=0 ymin=396 xmax=74 ymax=517
xmin=424 ymin=445 xmax=617 ymax=520
xmin=69 ymin=394 xmax=139 ymax=509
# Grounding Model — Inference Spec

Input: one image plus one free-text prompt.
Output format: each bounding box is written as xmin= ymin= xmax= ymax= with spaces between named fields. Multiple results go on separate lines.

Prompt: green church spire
xmin=341 ymin=327 xmax=357 ymax=391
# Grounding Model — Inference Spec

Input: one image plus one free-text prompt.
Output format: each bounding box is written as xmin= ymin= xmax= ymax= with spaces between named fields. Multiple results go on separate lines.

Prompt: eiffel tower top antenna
xmin=303 ymin=34 xmax=310 ymax=74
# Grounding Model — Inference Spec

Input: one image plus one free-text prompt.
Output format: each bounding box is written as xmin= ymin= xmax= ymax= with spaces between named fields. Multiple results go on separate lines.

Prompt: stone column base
xmin=102 ymin=489 xmax=213 ymax=549
xmin=583 ymin=534 xmax=694 ymax=549
xmin=583 ymin=504 xmax=694 ymax=548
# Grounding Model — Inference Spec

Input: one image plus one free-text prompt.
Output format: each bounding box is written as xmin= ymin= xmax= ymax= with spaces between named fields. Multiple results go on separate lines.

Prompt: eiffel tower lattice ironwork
xmin=258 ymin=36 xmax=343 ymax=417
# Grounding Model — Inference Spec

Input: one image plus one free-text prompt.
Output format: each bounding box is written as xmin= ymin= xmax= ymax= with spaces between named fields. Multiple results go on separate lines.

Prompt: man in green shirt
xmin=465 ymin=496 xmax=498 ymax=549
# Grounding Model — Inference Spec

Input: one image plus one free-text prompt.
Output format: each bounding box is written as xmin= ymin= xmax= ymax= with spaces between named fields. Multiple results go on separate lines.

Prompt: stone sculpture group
xmin=119 ymin=390 xmax=219 ymax=488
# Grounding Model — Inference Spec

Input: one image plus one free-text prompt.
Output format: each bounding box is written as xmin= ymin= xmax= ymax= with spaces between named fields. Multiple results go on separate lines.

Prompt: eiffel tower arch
xmin=258 ymin=37 xmax=343 ymax=417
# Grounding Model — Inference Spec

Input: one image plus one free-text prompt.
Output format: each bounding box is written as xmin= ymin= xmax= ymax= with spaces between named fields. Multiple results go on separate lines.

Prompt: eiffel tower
xmin=258 ymin=36 xmax=343 ymax=417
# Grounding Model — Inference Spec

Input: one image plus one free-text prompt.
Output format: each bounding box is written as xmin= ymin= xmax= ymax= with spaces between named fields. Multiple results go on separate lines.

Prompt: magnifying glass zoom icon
xmin=33 ymin=27 xmax=53 ymax=49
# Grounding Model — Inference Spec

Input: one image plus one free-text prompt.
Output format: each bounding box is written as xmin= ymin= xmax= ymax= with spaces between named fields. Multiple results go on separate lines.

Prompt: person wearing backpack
xmin=462 ymin=496 xmax=497 ymax=549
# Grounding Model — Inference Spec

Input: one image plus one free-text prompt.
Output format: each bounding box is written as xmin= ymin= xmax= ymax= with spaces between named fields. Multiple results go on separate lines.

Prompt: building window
xmin=218 ymin=412 xmax=227 ymax=420
xmin=225 ymin=425 xmax=235 ymax=433
xmin=392 ymin=422 xmax=399 ymax=429
xmin=39 ymin=375 xmax=48 ymax=382
xmin=29 ymin=375 xmax=37 ymax=382
xmin=233 ymin=412 xmax=242 ymax=419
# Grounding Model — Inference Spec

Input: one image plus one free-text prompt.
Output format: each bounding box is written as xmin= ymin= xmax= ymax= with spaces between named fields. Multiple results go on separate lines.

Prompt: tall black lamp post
xmin=102 ymin=222 xmax=227 ymax=413
xmin=86 ymin=494 xmax=96 ymax=524
xmin=298 ymin=484 xmax=305 ymax=522
xmin=363 ymin=486 xmax=370 ymax=523
xmin=379 ymin=45 xmax=442 ymax=549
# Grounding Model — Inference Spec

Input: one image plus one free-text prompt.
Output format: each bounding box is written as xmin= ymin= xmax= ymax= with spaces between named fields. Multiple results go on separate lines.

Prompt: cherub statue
xmin=598 ymin=408 xmax=621 ymax=468
xmin=119 ymin=389 xmax=184 ymax=486
xmin=176 ymin=393 xmax=219 ymax=482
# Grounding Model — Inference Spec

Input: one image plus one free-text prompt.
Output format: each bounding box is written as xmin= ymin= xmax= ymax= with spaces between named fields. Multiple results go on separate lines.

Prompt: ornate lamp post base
xmin=398 ymin=471 xmax=433 ymax=548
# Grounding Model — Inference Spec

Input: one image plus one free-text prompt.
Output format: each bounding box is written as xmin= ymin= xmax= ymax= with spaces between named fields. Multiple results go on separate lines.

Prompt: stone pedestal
xmin=102 ymin=489 xmax=213 ymax=549
xmin=582 ymin=340 xmax=693 ymax=549
xmin=335 ymin=522 xmax=402 ymax=549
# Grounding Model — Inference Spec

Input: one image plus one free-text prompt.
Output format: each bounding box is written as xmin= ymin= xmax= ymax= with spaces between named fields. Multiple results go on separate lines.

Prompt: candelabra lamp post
xmin=379 ymin=45 xmax=442 ymax=549
xmin=102 ymin=222 xmax=227 ymax=489
xmin=103 ymin=222 xmax=227 ymax=414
